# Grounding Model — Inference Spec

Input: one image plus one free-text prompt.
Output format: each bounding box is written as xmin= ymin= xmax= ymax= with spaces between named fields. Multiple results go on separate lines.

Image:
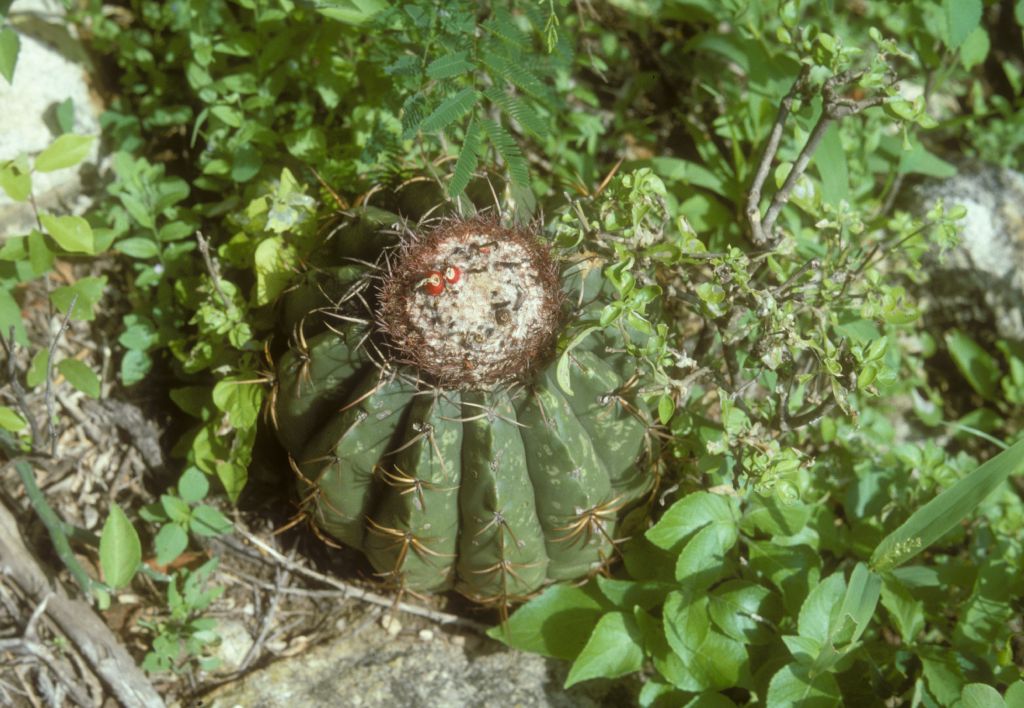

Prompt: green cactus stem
xmin=273 ymin=213 xmax=658 ymax=608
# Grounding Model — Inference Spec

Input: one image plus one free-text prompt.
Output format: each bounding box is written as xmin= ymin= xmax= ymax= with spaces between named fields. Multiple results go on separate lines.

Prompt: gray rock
xmin=0 ymin=1 xmax=103 ymax=239
xmin=914 ymin=164 xmax=1024 ymax=342
xmin=211 ymin=619 xmax=256 ymax=675
xmin=200 ymin=616 xmax=630 ymax=708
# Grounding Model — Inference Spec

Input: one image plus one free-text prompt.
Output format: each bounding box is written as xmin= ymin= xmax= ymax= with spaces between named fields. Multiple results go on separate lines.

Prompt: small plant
xmin=138 ymin=558 xmax=225 ymax=674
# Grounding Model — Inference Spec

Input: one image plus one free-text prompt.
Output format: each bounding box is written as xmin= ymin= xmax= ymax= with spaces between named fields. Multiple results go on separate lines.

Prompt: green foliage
xmin=1 ymin=0 xmax=1021 ymax=694
xmin=138 ymin=558 xmax=225 ymax=674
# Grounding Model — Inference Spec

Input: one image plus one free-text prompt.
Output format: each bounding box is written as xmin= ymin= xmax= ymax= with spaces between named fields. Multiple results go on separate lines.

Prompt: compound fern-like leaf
xmin=421 ymin=87 xmax=478 ymax=133
xmin=449 ymin=118 xmax=482 ymax=197
xmin=481 ymin=118 xmax=529 ymax=187
xmin=427 ymin=51 xmax=474 ymax=80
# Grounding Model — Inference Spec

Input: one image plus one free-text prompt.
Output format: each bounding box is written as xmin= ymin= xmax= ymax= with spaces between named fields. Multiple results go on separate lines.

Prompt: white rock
xmin=0 ymin=4 xmax=103 ymax=239
xmin=212 ymin=620 xmax=255 ymax=674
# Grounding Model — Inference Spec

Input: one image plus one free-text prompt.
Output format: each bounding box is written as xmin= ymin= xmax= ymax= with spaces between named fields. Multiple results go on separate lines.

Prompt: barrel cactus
xmin=271 ymin=195 xmax=660 ymax=607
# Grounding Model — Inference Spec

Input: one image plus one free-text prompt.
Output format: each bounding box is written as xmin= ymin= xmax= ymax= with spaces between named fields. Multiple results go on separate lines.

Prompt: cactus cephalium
xmin=272 ymin=203 xmax=658 ymax=607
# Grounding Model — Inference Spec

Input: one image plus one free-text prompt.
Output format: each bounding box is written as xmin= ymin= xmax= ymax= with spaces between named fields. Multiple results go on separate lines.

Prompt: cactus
xmin=272 ymin=206 xmax=658 ymax=607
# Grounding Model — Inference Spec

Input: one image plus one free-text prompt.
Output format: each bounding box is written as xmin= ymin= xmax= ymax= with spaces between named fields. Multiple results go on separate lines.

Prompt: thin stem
xmin=2 ymin=327 xmax=42 ymax=448
xmin=45 ymin=294 xmax=77 ymax=457
xmin=13 ymin=458 xmax=105 ymax=600
xmin=747 ymin=65 xmax=810 ymax=246
xmin=196 ymin=230 xmax=232 ymax=311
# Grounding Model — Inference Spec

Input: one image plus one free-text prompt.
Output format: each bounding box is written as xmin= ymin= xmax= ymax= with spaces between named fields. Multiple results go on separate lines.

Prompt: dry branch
xmin=0 ymin=499 xmax=164 ymax=708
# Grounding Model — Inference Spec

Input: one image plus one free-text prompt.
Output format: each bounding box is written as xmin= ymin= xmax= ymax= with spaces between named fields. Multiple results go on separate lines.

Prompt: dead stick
xmin=225 ymin=531 xmax=488 ymax=633
xmin=0 ymin=499 xmax=165 ymax=708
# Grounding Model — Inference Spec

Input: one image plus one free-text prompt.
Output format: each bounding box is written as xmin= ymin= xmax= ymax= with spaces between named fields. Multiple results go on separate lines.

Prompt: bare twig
xmin=222 ymin=531 xmax=488 ymax=633
xmin=238 ymin=549 xmax=292 ymax=672
xmin=781 ymin=394 xmax=837 ymax=432
xmin=748 ymin=67 xmax=889 ymax=247
xmin=1 ymin=327 xmax=42 ymax=448
xmin=196 ymin=231 xmax=232 ymax=311
xmin=45 ymin=294 xmax=77 ymax=457
xmin=0 ymin=637 xmax=93 ymax=707
xmin=747 ymin=65 xmax=810 ymax=246
xmin=0 ymin=499 xmax=164 ymax=707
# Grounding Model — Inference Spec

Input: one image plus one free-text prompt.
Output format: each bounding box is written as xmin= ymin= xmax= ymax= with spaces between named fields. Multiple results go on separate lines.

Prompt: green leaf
xmin=946 ymin=329 xmax=1000 ymax=400
xmin=118 ymin=321 xmax=158 ymax=351
xmin=765 ymin=663 xmax=841 ymax=707
xmin=564 ymin=612 xmax=644 ymax=688
xmin=50 ymin=276 xmax=107 ymax=322
xmin=153 ymin=524 xmax=189 ymax=566
xmin=871 ymin=437 xmax=1024 ymax=572
xmin=897 ymin=140 xmax=957 ymax=178
xmin=959 ymin=27 xmax=990 ymax=70
xmin=1005 ymin=682 xmax=1024 ymax=707
xmin=674 ymin=521 xmax=738 ymax=588
xmin=814 ymin=122 xmax=848 ymax=205
xmin=448 ymin=119 xmax=481 ymax=198
xmin=55 ymin=97 xmax=75 ymax=134
xmin=231 ymin=145 xmax=262 ymax=183
xmin=216 ymin=461 xmax=247 ymax=504
xmin=189 ymin=504 xmax=234 ymax=536
xmin=480 ymin=48 xmax=546 ymax=100
xmin=254 ymin=237 xmax=299 ymax=306
xmin=960 ymin=684 xmax=1005 ymax=708
xmin=161 ymin=495 xmax=192 ymax=525
xmin=115 ymin=237 xmax=159 ymax=259
xmin=427 ymin=51 xmax=474 ymax=80
xmin=420 ymin=87 xmax=477 ymax=133
xmin=35 ymin=134 xmax=96 ymax=173
xmin=650 ymin=156 xmax=731 ymax=199
xmin=662 ymin=592 xmax=747 ymax=692
xmin=40 ymin=213 xmax=96 ymax=254
xmin=120 ymin=350 xmax=151 ymax=386
xmin=26 ymin=350 xmax=48 ymax=388
xmin=797 ymin=572 xmax=846 ymax=646
xmin=0 ymin=27 xmax=19 ymax=84
xmin=595 ymin=576 xmax=672 ymax=611
xmin=178 ymin=467 xmax=210 ymax=504
xmin=555 ymin=326 xmax=600 ymax=396
xmin=28 ymin=230 xmax=54 ymax=276
xmin=708 ymin=580 xmax=779 ymax=645
xmin=747 ymin=541 xmax=821 ymax=616
xmin=284 ymin=126 xmax=327 ymax=160
xmin=646 ymin=491 xmax=737 ymax=552
xmin=170 ymin=386 xmax=214 ymax=420
xmin=830 ymin=563 xmax=881 ymax=647
xmin=480 ymin=118 xmax=529 ymax=187
xmin=314 ymin=0 xmax=387 ymax=24
xmin=489 ymin=584 xmax=605 ymax=659
xmin=57 ymin=359 xmax=100 ymax=398
xmin=212 ymin=375 xmax=265 ymax=429
xmin=485 ymin=86 xmax=547 ymax=139
xmin=0 ymin=156 xmax=31 ymax=200
xmin=921 ymin=646 xmax=966 ymax=705
xmin=944 ymin=0 xmax=983 ymax=49
xmin=99 ymin=504 xmax=141 ymax=589
xmin=879 ymin=576 xmax=924 ymax=644
xmin=0 ymin=405 xmax=27 ymax=431
xmin=0 ymin=287 xmax=27 ymax=346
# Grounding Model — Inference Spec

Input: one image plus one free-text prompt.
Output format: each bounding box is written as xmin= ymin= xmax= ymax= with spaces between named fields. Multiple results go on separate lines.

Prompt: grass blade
xmin=870 ymin=438 xmax=1024 ymax=572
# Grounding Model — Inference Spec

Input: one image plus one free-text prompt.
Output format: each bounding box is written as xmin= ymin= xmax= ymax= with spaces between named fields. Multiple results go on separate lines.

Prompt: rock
xmin=0 ymin=1 xmax=103 ymax=239
xmin=200 ymin=617 xmax=632 ymax=708
xmin=913 ymin=163 xmax=1024 ymax=343
xmin=212 ymin=619 xmax=255 ymax=674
